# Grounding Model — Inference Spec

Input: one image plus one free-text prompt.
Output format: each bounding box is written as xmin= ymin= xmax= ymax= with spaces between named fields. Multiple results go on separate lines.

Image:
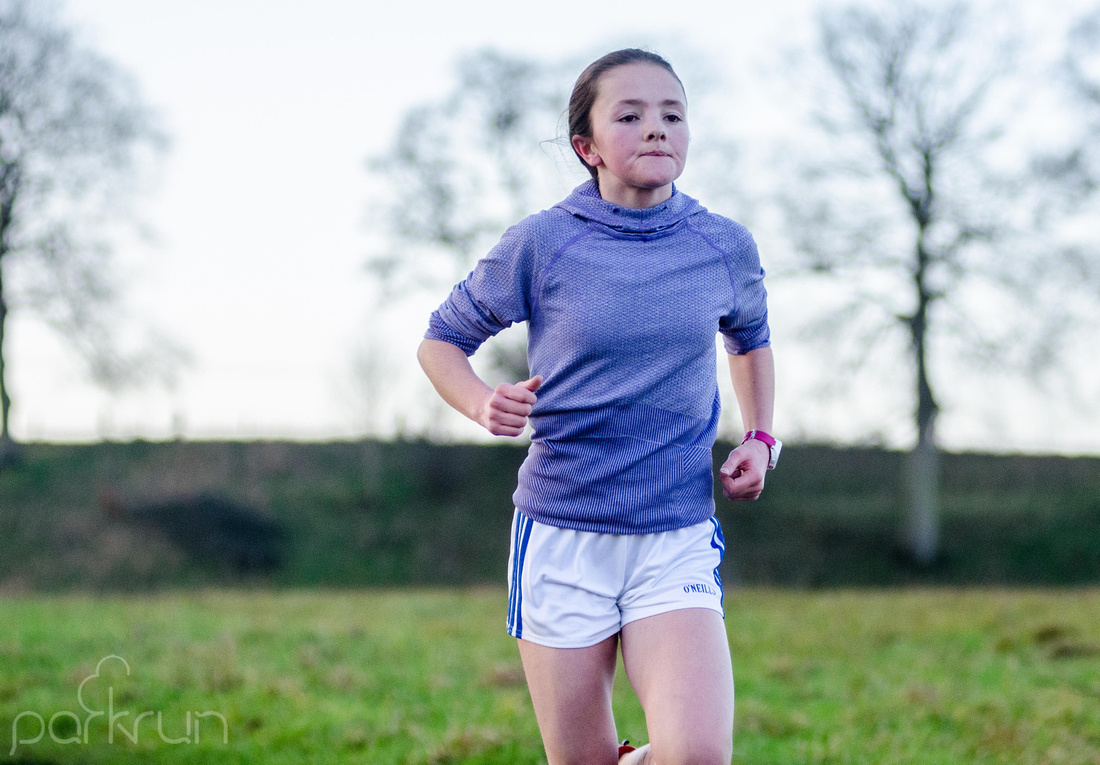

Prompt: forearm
xmin=417 ymin=338 xmax=492 ymax=424
xmin=727 ymin=346 xmax=775 ymax=433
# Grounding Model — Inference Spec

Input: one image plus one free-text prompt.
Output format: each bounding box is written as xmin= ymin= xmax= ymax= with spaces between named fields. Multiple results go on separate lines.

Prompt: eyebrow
xmin=612 ymin=98 xmax=686 ymax=109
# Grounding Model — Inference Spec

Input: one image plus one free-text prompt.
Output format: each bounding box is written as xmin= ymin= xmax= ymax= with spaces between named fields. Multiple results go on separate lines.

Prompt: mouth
xmin=642 ymin=151 xmax=671 ymax=157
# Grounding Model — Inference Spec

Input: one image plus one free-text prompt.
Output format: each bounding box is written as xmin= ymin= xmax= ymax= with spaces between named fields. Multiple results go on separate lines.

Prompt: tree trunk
xmin=904 ymin=213 xmax=940 ymax=565
xmin=0 ymin=255 xmax=18 ymax=467
xmin=0 ymin=162 xmax=17 ymax=466
xmin=904 ymin=417 xmax=940 ymax=565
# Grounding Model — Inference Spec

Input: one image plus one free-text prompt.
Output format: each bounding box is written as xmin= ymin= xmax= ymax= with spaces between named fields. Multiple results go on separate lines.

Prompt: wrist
xmin=741 ymin=429 xmax=782 ymax=470
xmin=474 ymin=386 xmax=497 ymax=425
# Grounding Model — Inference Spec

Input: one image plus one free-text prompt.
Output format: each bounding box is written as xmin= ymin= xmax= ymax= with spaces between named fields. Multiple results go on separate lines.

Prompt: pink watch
xmin=741 ymin=429 xmax=782 ymax=470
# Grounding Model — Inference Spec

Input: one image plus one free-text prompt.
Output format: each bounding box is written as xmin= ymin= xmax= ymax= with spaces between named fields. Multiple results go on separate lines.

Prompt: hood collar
xmin=554 ymin=180 xmax=705 ymax=234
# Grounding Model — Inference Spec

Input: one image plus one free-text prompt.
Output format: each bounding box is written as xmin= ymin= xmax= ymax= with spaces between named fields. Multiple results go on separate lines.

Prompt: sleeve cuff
xmin=722 ymin=332 xmax=771 ymax=356
xmin=425 ymin=313 xmax=482 ymax=356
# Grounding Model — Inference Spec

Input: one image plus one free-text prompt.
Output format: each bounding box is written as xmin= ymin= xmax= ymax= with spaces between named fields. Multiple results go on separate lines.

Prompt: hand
xmin=718 ymin=439 xmax=769 ymax=501
xmin=477 ymin=375 xmax=542 ymax=437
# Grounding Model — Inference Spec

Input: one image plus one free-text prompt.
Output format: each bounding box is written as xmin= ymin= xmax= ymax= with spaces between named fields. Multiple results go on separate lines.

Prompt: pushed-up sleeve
xmin=718 ymin=228 xmax=771 ymax=355
xmin=424 ymin=218 xmax=536 ymax=356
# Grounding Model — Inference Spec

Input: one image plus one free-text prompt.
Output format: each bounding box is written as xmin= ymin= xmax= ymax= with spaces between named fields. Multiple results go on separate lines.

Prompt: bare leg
xmin=518 ymin=634 xmax=621 ymax=765
xmin=620 ymin=609 xmax=734 ymax=765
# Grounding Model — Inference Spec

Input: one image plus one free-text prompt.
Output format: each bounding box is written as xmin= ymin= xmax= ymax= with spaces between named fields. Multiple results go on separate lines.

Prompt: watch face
xmin=769 ymin=440 xmax=783 ymax=469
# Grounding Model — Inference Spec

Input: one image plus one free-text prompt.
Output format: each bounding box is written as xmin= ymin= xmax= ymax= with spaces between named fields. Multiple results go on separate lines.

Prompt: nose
xmin=644 ymin=115 xmax=666 ymax=141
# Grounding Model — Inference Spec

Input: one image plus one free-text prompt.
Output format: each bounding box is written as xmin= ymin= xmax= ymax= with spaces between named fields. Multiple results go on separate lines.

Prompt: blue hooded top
xmin=425 ymin=180 xmax=770 ymax=534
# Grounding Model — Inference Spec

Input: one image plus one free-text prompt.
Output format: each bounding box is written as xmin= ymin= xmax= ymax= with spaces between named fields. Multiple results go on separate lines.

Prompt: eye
xmin=618 ymin=114 xmax=639 ymax=123
xmin=665 ymin=114 xmax=683 ymax=123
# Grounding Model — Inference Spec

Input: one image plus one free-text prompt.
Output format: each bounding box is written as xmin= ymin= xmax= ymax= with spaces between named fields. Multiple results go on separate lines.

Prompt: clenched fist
xmin=477 ymin=376 xmax=542 ymax=437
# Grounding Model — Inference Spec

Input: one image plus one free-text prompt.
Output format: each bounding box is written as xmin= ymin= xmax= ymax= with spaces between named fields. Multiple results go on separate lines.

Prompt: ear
xmin=571 ymin=134 xmax=602 ymax=168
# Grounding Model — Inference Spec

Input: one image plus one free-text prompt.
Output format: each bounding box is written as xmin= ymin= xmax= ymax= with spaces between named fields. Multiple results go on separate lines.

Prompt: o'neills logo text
xmin=9 ymin=655 xmax=229 ymax=756
xmin=683 ymin=583 xmax=717 ymax=595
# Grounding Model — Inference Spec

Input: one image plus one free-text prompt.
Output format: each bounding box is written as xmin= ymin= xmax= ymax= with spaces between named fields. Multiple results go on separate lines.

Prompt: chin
xmin=640 ymin=177 xmax=678 ymax=190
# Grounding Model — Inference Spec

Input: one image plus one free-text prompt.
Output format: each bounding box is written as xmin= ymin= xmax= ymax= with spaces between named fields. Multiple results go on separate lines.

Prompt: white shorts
xmin=506 ymin=509 xmax=726 ymax=648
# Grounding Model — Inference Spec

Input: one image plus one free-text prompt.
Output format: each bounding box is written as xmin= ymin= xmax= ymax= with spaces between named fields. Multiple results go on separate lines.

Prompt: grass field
xmin=1 ymin=588 xmax=1098 ymax=764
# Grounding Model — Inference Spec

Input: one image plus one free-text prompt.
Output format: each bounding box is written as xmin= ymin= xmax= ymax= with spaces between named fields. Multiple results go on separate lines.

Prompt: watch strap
xmin=741 ymin=429 xmax=776 ymax=448
xmin=741 ymin=429 xmax=781 ymax=470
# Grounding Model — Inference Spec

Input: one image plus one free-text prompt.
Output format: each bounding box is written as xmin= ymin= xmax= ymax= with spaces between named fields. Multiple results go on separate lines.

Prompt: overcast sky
xmin=8 ymin=0 xmax=1098 ymax=454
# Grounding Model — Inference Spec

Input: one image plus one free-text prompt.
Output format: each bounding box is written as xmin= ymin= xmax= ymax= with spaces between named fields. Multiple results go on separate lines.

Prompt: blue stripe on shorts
xmin=508 ymin=512 xmax=534 ymax=639
xmin=709 ymin=517 xmax=726 ymax=610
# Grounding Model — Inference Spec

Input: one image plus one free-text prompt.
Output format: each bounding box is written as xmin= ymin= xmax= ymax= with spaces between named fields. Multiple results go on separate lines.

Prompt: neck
xmin=595 ymin=177 xmax=673 ymax=209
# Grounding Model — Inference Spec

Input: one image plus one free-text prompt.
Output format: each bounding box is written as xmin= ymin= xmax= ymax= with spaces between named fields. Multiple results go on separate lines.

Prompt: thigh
xmin=620 ymin=609 xmax=734 ymax=764
xmin=517 ymin=635 xmax=622 ymax=765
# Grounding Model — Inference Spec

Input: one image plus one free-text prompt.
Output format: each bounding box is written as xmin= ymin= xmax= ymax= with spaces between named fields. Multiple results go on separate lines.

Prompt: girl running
xmin=418 ymin=48 xmax=778 ymax=765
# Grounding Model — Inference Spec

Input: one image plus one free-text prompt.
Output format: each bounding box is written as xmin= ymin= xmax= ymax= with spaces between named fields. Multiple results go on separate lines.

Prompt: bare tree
xmin=777 ymin=2 xmax=1097 ymax=564
xmin=0 ymin=0 xmax=171 ymax=462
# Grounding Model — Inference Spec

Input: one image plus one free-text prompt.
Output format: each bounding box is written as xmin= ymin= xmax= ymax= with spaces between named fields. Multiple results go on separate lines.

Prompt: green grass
xmin=1 ymin=588 xmax=1098 ymax=764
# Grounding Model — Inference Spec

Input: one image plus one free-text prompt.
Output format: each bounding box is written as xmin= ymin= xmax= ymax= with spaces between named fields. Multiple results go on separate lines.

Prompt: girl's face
xmin=571 ymin=62 xmax=689 ymax=210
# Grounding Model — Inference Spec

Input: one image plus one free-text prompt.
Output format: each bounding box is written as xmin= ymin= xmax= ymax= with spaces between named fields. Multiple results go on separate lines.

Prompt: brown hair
xmin=568 ymin=49 xmax=685 ymax=182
